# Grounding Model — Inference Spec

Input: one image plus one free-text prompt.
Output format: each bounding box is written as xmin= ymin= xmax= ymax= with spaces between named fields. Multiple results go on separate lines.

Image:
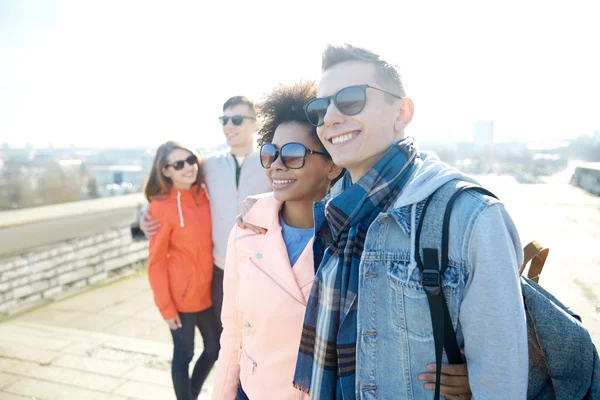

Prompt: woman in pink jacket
xmin=212 ymin=81 xmax=341 ymax=400
xmin=212 ymin=82 xmax=471 ymax=400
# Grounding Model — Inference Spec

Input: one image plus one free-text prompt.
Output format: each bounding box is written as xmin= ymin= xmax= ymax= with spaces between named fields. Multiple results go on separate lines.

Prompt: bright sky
xmin=1 ymin=0 xmax=599 ymax=149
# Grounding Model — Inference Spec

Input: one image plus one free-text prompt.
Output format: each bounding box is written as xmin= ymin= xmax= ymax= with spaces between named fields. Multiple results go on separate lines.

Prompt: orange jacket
xmin=148 ymin=186 xmax=214 ymax=320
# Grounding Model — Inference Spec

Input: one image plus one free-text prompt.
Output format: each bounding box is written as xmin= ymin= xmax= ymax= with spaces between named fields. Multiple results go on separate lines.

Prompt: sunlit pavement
xmin=477 ymin=173 xmax=600 ymax=346
xmin=0 ymin=173 xmax=598 ymax=399
xmin=0 ymin=274 xmax=214 ymax=400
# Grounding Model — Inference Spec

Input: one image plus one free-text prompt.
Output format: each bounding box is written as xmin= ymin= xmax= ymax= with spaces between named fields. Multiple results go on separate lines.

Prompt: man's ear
xmin=394 ymin=97 xmax=414 ymax=132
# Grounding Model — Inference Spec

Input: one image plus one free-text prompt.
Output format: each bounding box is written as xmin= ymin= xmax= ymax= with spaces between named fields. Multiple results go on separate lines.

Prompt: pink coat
xmin=212 ymin=193 xmax=313 ymax=400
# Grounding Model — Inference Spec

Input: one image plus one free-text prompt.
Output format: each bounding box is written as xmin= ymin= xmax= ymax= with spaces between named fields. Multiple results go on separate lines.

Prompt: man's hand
xmin=166 ymin=315 xmax=182 ymax=331
xmin=235 ymin=197 xmax=265 ymax=235
xmin=140 ymin=210 xmax=161 ymax=239
xmin=419 ymin=362 xmax=471 ymax=400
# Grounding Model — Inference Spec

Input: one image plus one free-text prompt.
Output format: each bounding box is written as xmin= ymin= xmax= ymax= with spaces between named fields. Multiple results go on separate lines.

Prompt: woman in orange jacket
xmin=145 ymin=141 xmax=219 ymax=400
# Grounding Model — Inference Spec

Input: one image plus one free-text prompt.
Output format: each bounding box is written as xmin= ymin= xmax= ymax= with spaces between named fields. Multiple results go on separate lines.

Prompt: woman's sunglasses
xmin=303 ymin=84 xmax=403 ymax=127
xmin=218 ymin=115 xmax=256 ymax=126
xmin=260 ymin=142 xmax=328 ymax=170
xmin=167 ymin=155 xmax=197 ymax=171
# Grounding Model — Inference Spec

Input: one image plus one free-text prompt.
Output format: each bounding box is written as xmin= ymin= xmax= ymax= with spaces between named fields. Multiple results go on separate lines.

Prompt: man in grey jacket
xmin=141 ymin=95 xmax=271 ymax=329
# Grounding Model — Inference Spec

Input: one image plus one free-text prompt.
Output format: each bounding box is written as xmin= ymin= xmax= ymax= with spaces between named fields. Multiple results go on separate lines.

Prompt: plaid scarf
xmin=294 ymin=138 xmax=418 ymax=399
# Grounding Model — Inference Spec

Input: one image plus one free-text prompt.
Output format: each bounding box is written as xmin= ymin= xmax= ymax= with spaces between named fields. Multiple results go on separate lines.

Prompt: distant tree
xmin=87 ymin=177 xmax=100 ymax=198
xmin=0 ymin=166 xmax=37 ymax=210
xmin=570 ymin=135 xmax=600 ymax=162
xmin=38 ymin=163 xmax=81 ymax=204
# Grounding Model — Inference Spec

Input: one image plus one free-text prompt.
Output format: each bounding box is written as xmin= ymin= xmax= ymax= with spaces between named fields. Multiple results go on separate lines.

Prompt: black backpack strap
xmin=415 ymin=180 xmax=497 ymax=400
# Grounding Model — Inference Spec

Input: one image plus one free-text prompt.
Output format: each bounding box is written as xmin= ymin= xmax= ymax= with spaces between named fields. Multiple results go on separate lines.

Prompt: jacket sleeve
xmin=147 ymin=202 xmax=178 ymax=320
xmin=138 ymin=202 xmax=149 ymax=228
xmin=459 ymin=202 xmax=528 ymax=399
xmin=212 ymin=226 xmax=243 ymax=400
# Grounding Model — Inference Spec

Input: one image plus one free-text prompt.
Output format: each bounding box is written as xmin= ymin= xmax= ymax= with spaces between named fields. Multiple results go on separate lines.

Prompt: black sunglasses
xmin=218 ymin=115 xmax=256 ymax=126
xmin=260 ymin=142 xmax=329 ymax=169
xmin=303 ymin=84 xmax=403 ymax=127
xmin=167 ymin=155 xmax=198 ymax=171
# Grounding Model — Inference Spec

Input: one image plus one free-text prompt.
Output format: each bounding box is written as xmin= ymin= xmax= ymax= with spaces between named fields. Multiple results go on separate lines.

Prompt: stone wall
xmin=0 ymin=194 xmax=148 ymax=316
xmin=0 ymin=227 xmax=148 ymax=315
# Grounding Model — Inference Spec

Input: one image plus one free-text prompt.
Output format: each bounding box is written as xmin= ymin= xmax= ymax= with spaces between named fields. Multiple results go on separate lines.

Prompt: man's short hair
xmin=222 ymin=96 xmax=257 ymax=115
xmin=322 ymin=44 xmax=406 ymax=102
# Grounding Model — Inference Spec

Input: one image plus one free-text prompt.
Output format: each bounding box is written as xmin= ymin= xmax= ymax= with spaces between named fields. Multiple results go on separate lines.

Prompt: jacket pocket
xmin=388 ymin=260 xmax=462 ymax=341
xmin=181 ymin=277 xmax=191 ymax=299
xmin=168 ymin=264 xmax=192 ymax=300
xmin=239 ymin=343 xmax=262 ymax=395
xmin=394 ymin=284 xmax=434 ymax=340
xmin=387 ymin=260 xmax=432 ymax=338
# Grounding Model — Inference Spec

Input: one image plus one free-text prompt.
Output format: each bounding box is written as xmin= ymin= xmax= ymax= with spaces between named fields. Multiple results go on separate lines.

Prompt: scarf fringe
xmin=293 ymin=381 xmax=311 ymax=394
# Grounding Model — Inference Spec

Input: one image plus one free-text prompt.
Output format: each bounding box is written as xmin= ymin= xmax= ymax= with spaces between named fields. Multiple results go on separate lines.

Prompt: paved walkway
xmin=0 ymin=173 xmax=598 ymax=399
xmin=477 ymin=174 xmax=600 ymax=346
xmin=0 ymin=274 xmax=214 ymax=400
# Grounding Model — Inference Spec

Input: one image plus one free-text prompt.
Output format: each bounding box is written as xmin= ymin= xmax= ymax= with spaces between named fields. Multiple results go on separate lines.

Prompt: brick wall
xmin=0 ymin=227 xmax=148 ymax=315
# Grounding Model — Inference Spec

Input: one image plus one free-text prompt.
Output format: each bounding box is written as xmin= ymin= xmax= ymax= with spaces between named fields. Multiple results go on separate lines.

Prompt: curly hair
xmin=257 ymin=81 xmax=323 ymax=149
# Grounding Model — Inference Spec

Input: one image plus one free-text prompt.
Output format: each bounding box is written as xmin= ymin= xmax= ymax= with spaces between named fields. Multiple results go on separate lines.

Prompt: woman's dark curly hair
xmin=257 ymin=81 xmax=346 ymax=186
xmin=257 ymin=81 xmax=326 ymax=153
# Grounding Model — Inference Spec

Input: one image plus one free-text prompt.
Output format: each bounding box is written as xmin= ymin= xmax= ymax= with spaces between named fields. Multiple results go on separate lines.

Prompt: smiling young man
xmin=141 ymin=96 xmax=272 ymax=340
xmin=292 ymin=45 xmax=528 ymax=399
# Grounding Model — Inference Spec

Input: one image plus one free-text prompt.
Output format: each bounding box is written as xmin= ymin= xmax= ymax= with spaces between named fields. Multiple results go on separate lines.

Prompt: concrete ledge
xmin=0 ymin=194 xmax=148 ymax=258
xmin=571 ymin=163 xmax=600 ymax=195
xmin=0 ymin=193 xmax=146 ymax=229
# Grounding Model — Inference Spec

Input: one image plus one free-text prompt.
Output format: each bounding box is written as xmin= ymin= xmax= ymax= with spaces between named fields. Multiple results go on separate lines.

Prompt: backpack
xmin=415 ymin=180 xmax=600 ymax=400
